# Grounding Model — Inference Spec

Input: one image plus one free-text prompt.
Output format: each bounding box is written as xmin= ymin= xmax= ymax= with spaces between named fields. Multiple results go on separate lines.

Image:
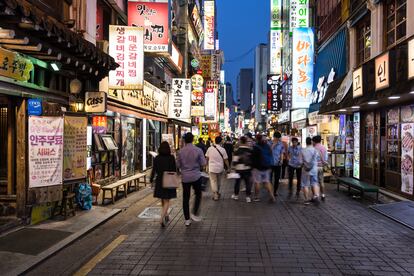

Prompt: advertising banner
xmin=191 ymin=74 xmax=204 ymax=116
xmin=270 ymin=0 xmax=281 ymax=29
xmin=401 ymin=123 xmax=414 ymax=194
xmin=270 ymin=30 xmax=282 ymax=75
xmin=109 ymin=25 xmax=144 ymax=90
xmin=96 ymin=4 xmax=104 ymax=40
xmin=292 ymin=28 xmax=314 ymax=109
xmin=353 ymin=112 xmax=360 ymax=179
xmin=63 ymin=116 xmax=87 ymax=181
xmin=282 ymin=78 xmax=292 ymax=111
xmin=267 ymin=75 xmax=282 ymax=113
xmin=85 ymin=92 xmax=107 ymax=113
xmin=29 ymin=116 xmax=64 ymax=188
xmin=211 ymin=53 xmax=221 ymax=80
xmin=168 ymin=78 xmax=191 ymax=120
xmin=205 ymin=80 xmax=218 ymax=121
xmin=144 ymin=81 xmax=169 ymax=115
xmin=203 ymin=0 xmax=215 ymax=50
xmin=0 ymin=47 xmax=33 ymax=82
xmin=289 ymin=0 xmax=309 ymax=30
xmin=200 ymin=55 xmax=212 ymax=79
xmin=128 ymin=1 xmax=169 ymax=52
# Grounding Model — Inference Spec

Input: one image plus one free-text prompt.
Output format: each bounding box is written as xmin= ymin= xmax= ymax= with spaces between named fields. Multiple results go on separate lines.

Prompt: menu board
xmin=29 ymin=116 xmax=64 ymax=188
xmin=401 ymin=123 xmax=414 ymax=194
xmin=63 ymin=116 xmax=87 ymax=181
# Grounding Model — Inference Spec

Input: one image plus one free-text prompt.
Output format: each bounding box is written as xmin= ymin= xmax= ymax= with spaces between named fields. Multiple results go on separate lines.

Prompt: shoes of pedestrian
xmin=296 ymin=194 xmax=300 ymax=201
xmin=231 ymin=194 xmax=239 ymax=200
xmin=185 ymin=219 xmax=192 ymax=226
xmin=213 ymin=193 xmax=219 ymax=201
xmin=253 ymin=197 xmax=261 ymax=202
xmin=312 ymin=196 xmax=320 ymax=206
xmin=269 ymin=196 xmax=276 ymax=203
xmin=191 ymin=214 xmax=202 ymax=222
xmin=246 ymin=197 xmax=252 ymax=203
xmin=165 ymin=215 xmax=170 ymax=222
xmin=304 ymin=200 xmax=312 ymax=205
xmin=240 ymin=187 xmax=246 ymax=192
xmin=321 ymin=194 xmax=326 ymax=201
xmin=287 ymin=192 xmax=293 ymax=199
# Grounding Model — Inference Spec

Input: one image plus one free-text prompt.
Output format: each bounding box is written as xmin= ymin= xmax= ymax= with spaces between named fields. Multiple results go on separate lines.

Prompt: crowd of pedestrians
xmin=150 ymin=131 xmax=328 ymax=227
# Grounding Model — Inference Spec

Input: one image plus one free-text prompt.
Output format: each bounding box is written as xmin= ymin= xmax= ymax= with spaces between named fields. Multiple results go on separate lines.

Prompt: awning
xmin=319 ymin=74 xmax=352 ymax=114
xmin=108 ymin=101 xmax=168 ymax=123
xmin=0 ymin=0 xmax=118 ymax=80
xmin=313 ymin=27 xmax=347 ymax=91
xmin=168 ymin=119 xmax=192 ymax=128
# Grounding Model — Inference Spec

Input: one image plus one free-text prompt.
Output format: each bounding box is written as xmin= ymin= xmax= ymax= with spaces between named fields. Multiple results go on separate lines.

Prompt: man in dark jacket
xmin=223 ymin=136 xmax=234 ymax=164
xmin=231 ymin=136 xmax=253 ymax=203
xmin=252 ymin=134 xmax=276 ymax=203
xmin=196 ymin=138 xmax=207 ymax=154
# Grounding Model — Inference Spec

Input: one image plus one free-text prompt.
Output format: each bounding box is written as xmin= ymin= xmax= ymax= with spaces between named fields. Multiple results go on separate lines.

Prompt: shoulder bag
xmin=213 ymin=145 xmax=228 ymax=171
xmin=162 ymin=171 xmax=180 ymax=189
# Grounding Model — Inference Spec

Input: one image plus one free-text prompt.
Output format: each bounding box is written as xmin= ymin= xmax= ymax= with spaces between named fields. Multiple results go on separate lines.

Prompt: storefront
xmin=319 ymin=37 xmax=414 ymax=199
xmin=291 ymin=109 xmax=308 ymax=146
xmin=275 ymin=110 xmax=290 ymax=135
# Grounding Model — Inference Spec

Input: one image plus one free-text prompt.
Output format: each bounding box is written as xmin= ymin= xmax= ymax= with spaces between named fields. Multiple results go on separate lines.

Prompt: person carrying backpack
xmin=300 ymin=137 xmax=320 ymax=205
xmin=251 ymin=134 xmax=276 ymax=203
xmin=231 ymin=136 xmax=253 ymax=203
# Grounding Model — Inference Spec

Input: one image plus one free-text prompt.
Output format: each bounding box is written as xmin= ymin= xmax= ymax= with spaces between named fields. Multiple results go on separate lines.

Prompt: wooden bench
xmin=337 ymin=177 xmax=379 ymax=202
xmin=125 ymin=173 xmax=147 ymax=192
xmin=101 ymin=179 xmax=128 ymax=205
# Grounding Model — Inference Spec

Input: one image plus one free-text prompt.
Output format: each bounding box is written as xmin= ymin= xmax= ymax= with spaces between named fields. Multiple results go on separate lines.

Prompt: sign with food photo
xmin=401 ymin=105 xmax=414 ymax=123
xmin=401 ymin=123 xmax=414 ymax=194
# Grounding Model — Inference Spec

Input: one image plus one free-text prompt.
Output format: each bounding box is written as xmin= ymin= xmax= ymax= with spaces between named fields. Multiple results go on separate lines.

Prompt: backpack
xmin=259 ymin=144 xmax=274 ymax=169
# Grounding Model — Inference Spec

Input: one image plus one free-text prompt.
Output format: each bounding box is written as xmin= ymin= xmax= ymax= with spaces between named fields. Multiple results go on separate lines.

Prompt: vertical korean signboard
xmin=191 ymin=74 xmax=204 ymax=117
xmin=63 ymin=116 xmax=87 ymax=181
xmin=401 ymin=122 xmax=414 ymax=194
xmin=353 ymin=112 xmax=360 ymax=179
xmin=128 ymin=1 xmax=169 ymax=52
xmin=168 ymin=78 xmax=191 ymax=121
xmin=203 ymin=1 xmax=215 ymax=50
xmin=270 ymin=0 xmax=282 ymax=75
xmin=290 ymin=0 xmax=309 ymax=30
xmin=267 ymin=75 xmax=282 ymax=113
xmin=109 ymin=25 xmax=144 ymax=90
xmin=375 ymin=52 xmax=390 ymax=91
xmin=29 ymin=116 xmax=64 ymax=188
xmin=205 ymin=80 xmax=218 ymax=122
xmin=292 ymin=28 xmax=314 ymax=109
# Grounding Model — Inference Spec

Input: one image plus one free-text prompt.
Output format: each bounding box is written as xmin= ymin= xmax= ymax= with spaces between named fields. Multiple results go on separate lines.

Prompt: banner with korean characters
xmin=401 ymin=123 xmax=414 ymax=194
xmin=0 ymin=47 xmax=33 ymax=82
xmin=63 ymin=116 xmax=87 ymax=181
xmin=168 ymin=78 xmax=191 ymax=121
xmin=29 ymin=116 xmax=64 ymax=188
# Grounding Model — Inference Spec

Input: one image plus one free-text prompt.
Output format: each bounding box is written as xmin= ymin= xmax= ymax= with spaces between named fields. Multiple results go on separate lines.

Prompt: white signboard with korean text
xmin=29 ymin=116 xmax=64 ymax=188
xmin=203 ymin=1 xmax=215 ymax=50
xmin=278 ymin=110 xmax=290 ymax=124
xmin=292 ymin=28 xmax=314 ymax=109
xmin=205 ymin=80 xmax=218 ymax=122
xmin=291 ymin=109 xmax=307 ymax=122
xmin=290 ymin=0 xmax=309 ymax=30
xmin=270 ymin=30 xmax=282 ymax=75
xmin=375 ymin=52 xmax=390 ymax=91
xmin=144 ymin=81 xmax=169 ymax=116
xmin=109 ymin=25 xmax=144 ymax=90
xmin=353 ymin=67 xmax=363 ymax=98
xmin=168 ymin=78 xmax=191 ymax=120
xmin=353 ymin=112 xmax=360 ymax=179
xmin=308 ymin=111 xmax=332 ymax=125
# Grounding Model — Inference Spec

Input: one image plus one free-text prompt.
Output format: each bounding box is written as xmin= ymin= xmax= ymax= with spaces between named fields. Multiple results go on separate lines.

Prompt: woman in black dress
xmin=150 ymin=141 xmax=177 ymax=227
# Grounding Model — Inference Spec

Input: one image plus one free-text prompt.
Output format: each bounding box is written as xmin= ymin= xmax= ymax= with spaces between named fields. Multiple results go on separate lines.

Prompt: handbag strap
xmin=213 ymin=145 xmax=226 ymax=164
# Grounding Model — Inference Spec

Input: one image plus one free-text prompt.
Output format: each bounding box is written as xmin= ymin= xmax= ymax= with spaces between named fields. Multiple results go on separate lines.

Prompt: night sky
xmin=217 ymin=0 xmax=270 ymax=102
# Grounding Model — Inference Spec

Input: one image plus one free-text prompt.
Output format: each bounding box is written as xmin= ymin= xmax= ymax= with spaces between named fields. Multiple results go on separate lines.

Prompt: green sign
xmin=271 ymin=0 xmax=281 ymax=29
xmin=191 ymin=59 xmax=199 ymax=68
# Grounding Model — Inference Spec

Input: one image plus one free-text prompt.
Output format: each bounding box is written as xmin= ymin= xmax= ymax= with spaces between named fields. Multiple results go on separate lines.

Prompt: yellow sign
xmin=0 ymin=47 xmax=33 ymax=82
xmin=200 ymin=55 xmax=211 ymax=79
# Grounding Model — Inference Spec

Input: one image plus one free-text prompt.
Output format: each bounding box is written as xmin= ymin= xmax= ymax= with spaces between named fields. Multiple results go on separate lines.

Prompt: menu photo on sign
xmin=29 ymin=116 xmax=64 ymax=188
xmin=401 ymin=123 xmax=414 ymax=194
xmin=109 ymin=25 xmax=144 ymax=90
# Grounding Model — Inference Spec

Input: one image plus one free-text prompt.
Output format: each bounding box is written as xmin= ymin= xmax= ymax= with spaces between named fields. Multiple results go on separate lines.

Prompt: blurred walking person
xmin=150 ymin=141 xmax=177 ymax=227
xmin=301 ymin=137 xmax=320 ymax=205
xmin=287 ymin=137 xmax=303 ymax=199
xmin=206 ymin=136 xmax=229 ymax=201
xmin=312 ymin=135 xmax=328 ymax=201
xmin=196 ymin=137 xmax=207 ymax=154
xmin=251 ymin=134 xmax=276 ymax=202
xmin=176 ymin=133 xmax=207 ymax=226
xmin=231 ymin=136 xmax=253 ymax=203
xmin=223 ymin=136 xmax=234 ymax=164
xmin=271 ymin=131 xmax=285 ymax=196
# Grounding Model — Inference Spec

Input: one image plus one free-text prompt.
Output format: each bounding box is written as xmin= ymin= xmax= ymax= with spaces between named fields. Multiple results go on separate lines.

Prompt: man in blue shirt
xmin=177 ymin=132 xmax=207 ymax=226
xmin=288 ymin=137 xmax=303 ymax=199
xmin=271 ymin=131 xmax=285 ymax=196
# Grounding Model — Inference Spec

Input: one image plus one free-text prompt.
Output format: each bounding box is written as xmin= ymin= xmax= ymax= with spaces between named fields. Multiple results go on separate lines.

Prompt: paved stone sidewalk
xmin=88 ymin=180 xmax=414 ymax=276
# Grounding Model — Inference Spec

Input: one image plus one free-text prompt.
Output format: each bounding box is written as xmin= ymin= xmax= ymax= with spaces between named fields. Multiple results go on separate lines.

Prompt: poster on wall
xmin=353 ymin=112 xmax=360 ymax=179
xmin=401 ymin=123 xmax=414 ymax=194
xmin=203 ymin=0 xmax=215 ymax=50
xmin=292 ymin=28 xmax=314 ymax=109
xmin=63 ymin=116 xmax=87 ymax=181
xmin=205 ymin=80 xmax=218 ymax=121
xmin=128 ymin=1 xmax=169 ymax=52
xmin=109 ymin=25 xmax=144 ymax=90
xmin=121 ymin=117 xmax=136 ymax=177
xmin=29 ymin=116 xmax=64 ymax=188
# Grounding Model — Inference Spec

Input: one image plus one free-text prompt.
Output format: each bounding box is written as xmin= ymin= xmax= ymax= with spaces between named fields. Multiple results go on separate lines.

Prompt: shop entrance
xmin=362 ymin=111 xmax=387 ymax=188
